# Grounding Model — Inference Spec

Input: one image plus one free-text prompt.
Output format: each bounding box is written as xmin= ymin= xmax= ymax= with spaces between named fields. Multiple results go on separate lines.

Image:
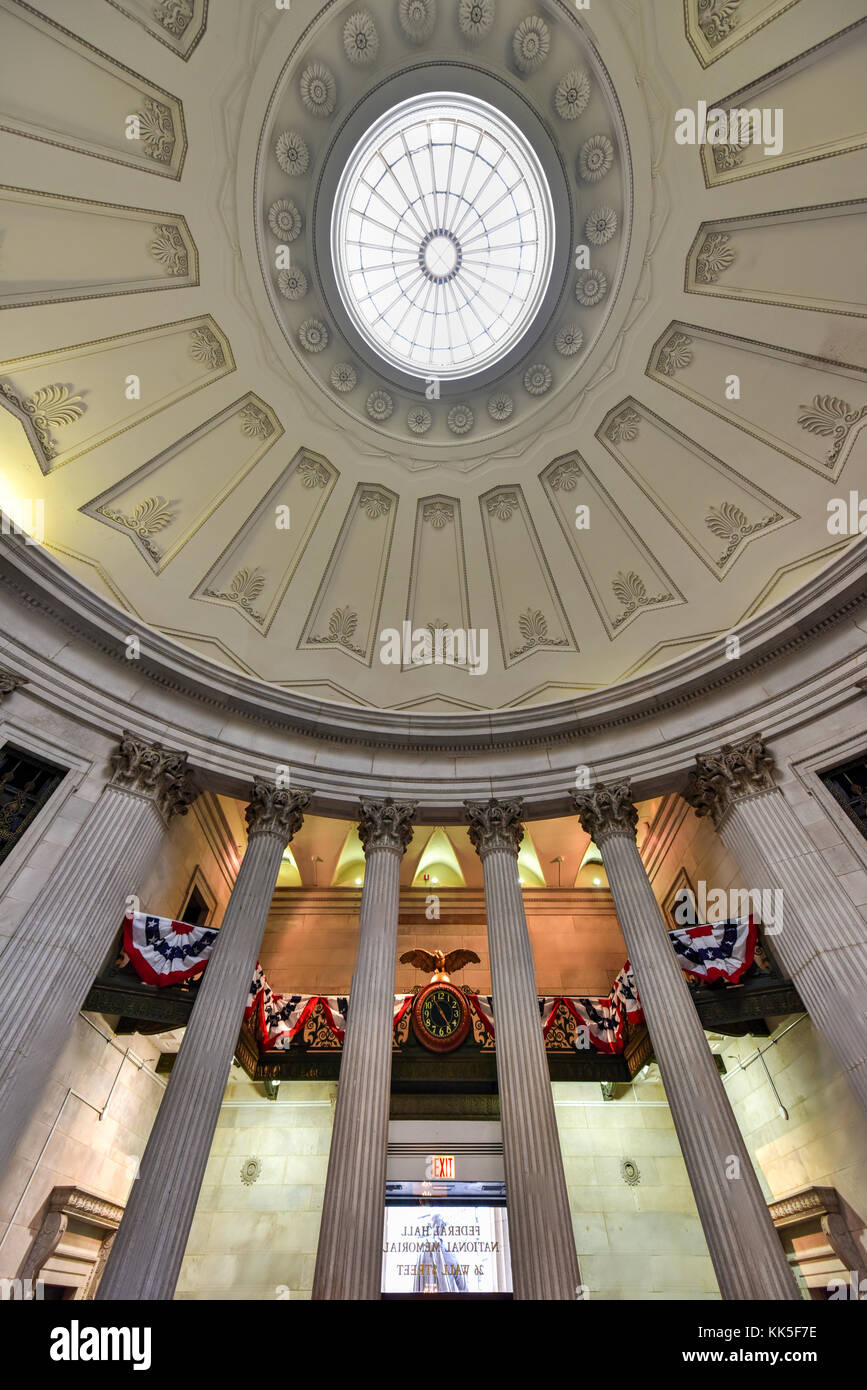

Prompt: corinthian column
xmin=312 ymin=798 xmax=416 ymax=1301
xmin=572 ymin=781 xmax=799 ymax=1301
xmin=465 ymin=797 xmax=581 ymax=1301
xmin=686 ymin=735 xmax=867 ymax=1112
xmin=97 ymin=780 xmax=309 ymax=1301
xmin=0 ymin=732 xmax=196 ymax=1182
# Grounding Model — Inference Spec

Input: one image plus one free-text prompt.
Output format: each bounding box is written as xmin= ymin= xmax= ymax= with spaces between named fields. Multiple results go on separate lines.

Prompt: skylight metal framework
xmin=331 ymin=93 xmax=555 ymax=379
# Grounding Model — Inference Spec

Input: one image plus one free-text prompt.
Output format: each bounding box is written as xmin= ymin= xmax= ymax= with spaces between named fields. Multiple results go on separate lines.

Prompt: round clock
xmin=412 ymin=982 xmax=471 ymax=1053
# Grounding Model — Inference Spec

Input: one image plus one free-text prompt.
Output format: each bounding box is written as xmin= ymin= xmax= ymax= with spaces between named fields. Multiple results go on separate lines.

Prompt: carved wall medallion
xmin=620 ymin=1158 xmax=641 ymax=1186
xmin=240 ymin=1157 xmax=262 ymax=1186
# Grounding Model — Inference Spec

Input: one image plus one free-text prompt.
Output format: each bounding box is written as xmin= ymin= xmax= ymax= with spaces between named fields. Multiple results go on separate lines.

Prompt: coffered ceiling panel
xmin=0 ymin=0 xmax=866 ymax=713
xmin=0 ymin=186 xmax=198 ymax=308
xmin=80 ymin=393 xmax=282 ymax=573
xmin=0 ymin=0 xmax=186 ymax=177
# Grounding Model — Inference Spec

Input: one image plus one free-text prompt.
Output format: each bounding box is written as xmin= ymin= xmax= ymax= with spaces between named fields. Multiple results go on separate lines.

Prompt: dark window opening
xmin=0 ymin=744 xmax=65 ymax=867
xmin=820 ymin=755 xmax=867 ymax=841
xmin=180 ymin=883 xmax=211 ymax=926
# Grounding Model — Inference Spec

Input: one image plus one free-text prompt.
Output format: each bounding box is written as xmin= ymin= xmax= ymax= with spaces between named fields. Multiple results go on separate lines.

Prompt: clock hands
xmin=430 ymin=997 xmax=451 ymax=1030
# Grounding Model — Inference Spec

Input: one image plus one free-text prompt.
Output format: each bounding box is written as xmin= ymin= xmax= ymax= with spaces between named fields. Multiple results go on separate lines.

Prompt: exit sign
xmin=427 ymin=1154 xmax=454 ymax=1180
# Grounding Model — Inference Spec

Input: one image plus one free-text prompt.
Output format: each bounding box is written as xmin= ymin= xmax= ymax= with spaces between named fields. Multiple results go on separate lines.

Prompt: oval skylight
xmin=331 ymin=92 xmax=556 ymax=380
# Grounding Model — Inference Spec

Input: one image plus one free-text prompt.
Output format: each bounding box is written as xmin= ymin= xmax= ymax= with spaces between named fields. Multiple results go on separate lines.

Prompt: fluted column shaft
xmin=688 ymin=737 xmax=867 ymax=1112
xmin=574 ymin=781 xmax=799 ymax=1301
xmin=0 ymin=733 xmax=196 ymax=1183
xmin=466 ymin=799 xmax=581 ymax=1301
xmin=312 ymin=798 xmax=416 ymax=1300
xmin=97 ymin=782 xmax=309 ymax=1301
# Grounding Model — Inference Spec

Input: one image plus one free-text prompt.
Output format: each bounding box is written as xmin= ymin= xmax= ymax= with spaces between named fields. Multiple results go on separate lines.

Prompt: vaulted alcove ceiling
xmin=0 ymin=0 xmax=866 ymax=713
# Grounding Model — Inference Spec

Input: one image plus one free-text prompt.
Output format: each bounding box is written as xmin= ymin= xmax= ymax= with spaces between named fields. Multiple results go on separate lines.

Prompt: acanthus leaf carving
xmin=548 ymin=460 xmax=580 ymax=492
xmin=697 ymin=0 xmax=743 ymax=47
xmin=423 ymin=501 xmax=453 ymax=528
xmin=656 ymin=332 xmax=693 ymax=377
xmin=153 ymin=0 xmax=194 ymax=38
xmin=136 ymin=97 xmax=176 ymax=164
xmin=605 ymin=407 xmax=641 ymax=443
xmin=571 ymin=781 xmax=638 ymax=844
xmin=149 ymin=224 xmax=188 ymax=276
xmin=238 ymin=403 xmax=275 ymax=439
xmin=203 ymin=568 xmax=267 ymax=624
xmin=685 ymin=736 xmax=776 ymax=826
xmin=511 ymin=608 xmax=569 ymax=658
xmin=695 ymin=230 xmax=735 ymax=283
xmin=465 ymin=797 xmax=524 ymax=858
xmin=712 ymin=139 xmax=750 ymax=172
xmin=1 ymin=382 xmax=87 ymax=461
xmin=486 ymin=491 xmax=518 ymax=521
xmin=357 ymin=796 xmax=417 ymax=853
xmin=97 ymin=495 xmax=176 ymax=562
xmin=189 ymin=326 xmax=226 ymax=369
xmin=0 ymin=669 xmax=27 ymax=703
xmin=245 ymin=779 xmax=310 ymax=841
xmin=111 ymin=731 xmax=197 ymax=821
xmin=611 ymin=571 xmax=673 ymax=627
xmin=360 ymin=490 xmax=391 ymax=519
xmin=297 ymin=457 xmax=330 ymax=488
xmin=309 ymin=606 xmax=363 ymax=653
xmin=797 ymin=395 xmax=867 ymax=468
xmin=705 ymin=502 xmax=782 ymax=566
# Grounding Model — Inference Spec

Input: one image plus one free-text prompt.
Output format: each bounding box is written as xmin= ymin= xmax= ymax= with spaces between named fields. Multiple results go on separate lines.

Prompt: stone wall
xmin=176 ymin=1074 xmax=336 ymax=1301
xmin=260 ymin=885 xmax=627 ymax=997
xmin=721 ymin=1019 xmax=867 ymax=1262
xmin=0 ymin=1014 xmax=165 ymax=1282
xmin=554 ymin=1077 xmax=720 ymax=1300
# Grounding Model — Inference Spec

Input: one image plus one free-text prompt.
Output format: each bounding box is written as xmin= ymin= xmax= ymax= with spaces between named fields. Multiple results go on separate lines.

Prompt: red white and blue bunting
xmin=125 ymin=908 xmax=757 ymax=1052
xmin=123 ymin=912 xmax=218 ymax=987
xmin=244 ymin=969 xmax=414 ymax=1050
xmin=668 ymin=915 xmax=756 ymax=984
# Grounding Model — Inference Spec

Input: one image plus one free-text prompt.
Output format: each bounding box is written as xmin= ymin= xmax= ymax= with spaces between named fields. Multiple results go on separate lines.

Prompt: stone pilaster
xmin=97 ymin=779 xmax=309 ymax=1300
xmin=465 ymin=797 xmax=582 ymax=1301
xmin=572 ymin=781 xmax=800 ymax=1301
xmin=686 ymin=735 xmax=867 ymax=1112
xmin=0 ymin=732 xmax=196 ymax=1183
xmin=312 ymin=797 xmax=417 ymax=1300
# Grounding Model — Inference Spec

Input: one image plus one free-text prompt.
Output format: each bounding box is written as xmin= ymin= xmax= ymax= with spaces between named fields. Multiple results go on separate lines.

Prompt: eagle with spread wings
xmin=399 ymin=948 xmax=480 ymax=982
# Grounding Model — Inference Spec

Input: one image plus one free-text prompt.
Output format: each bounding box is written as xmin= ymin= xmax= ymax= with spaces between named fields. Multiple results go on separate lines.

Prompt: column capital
xmin=571 ymin=781 xmax=638 ymax=845
xmin=245 ymin=779 xmax=310 ymax=843
xmin=357 ymin=797 xmax=417 ymax=854
xmin=685 ymin=735 xmax=776 ymax=826
xmin=465 ymin=797 xmax=524 ymax=858
xmin=0 ymin=669 xmax=26 ymax=702
xmin=110 ymin=731 xmax=197 ymax=822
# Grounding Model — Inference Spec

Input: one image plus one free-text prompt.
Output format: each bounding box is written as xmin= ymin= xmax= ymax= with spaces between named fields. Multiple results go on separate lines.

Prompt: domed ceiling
xmin=0 ymin=0 xmax=866 ymax=714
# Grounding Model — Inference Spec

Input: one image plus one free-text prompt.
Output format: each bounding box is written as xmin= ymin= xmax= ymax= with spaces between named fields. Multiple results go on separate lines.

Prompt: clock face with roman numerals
xmin=412 ymin=982 xmax=471 ymax=1053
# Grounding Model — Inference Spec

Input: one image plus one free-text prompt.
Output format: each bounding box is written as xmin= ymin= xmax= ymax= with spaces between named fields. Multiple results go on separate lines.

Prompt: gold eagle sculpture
xmin=399 ymin=948 xmax=480 ymax=982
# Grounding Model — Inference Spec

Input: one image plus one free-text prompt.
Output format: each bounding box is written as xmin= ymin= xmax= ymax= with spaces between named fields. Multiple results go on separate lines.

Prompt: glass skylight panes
xmin=331 ymin=93 xmax=555 ymax=379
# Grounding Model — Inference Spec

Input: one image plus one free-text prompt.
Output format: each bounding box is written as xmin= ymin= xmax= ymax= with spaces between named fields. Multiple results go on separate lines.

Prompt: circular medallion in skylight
xmin=331 ymin=93 xmax=556 ymax=380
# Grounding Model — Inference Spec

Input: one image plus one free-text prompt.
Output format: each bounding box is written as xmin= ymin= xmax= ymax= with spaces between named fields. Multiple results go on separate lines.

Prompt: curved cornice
xmin=2 ymin=528 xmax=865 ymax=758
